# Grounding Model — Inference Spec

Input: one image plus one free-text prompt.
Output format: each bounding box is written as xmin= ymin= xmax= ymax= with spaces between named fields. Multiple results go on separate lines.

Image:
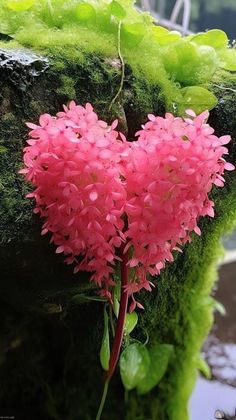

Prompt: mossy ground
xmin=0 ymin=36 xmax=236 ymax=420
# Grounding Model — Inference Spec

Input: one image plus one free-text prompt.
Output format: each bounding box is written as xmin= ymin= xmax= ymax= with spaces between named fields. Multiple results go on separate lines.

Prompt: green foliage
xmin=113 ymin=280 xmax=121 ymax=318
xmin=71 ymin=294 xmax=106 ymax=304
xmin=161 ymin=41 xmax=218 ymax=85
xmin=120 ymin=342 xmax=173 ymax=394
xmin=6 ymin=0 xmax=35 ymax=11
xmin=212 ymin=298 xmax=226 ymax=316
xmin=189 ymin=29 xmax=228 ymax=49
xmin=124 ymin=311 xmax=138 ymax=335
xmin=218 ymin=49 xmax=236 ymax=71
xmin=137 ymin=344 xmax=173 ymax=394
xmin=109 ymin=1 xmax=126 ymax=20
xmin=75 ymin=3 xmax=97 ymax=24
xmin=154 ymin=30 xmax=182 ymax=46
xmin=100 ymin=306 xmax=110 ymax=371
xmin=121 ymin=22 xmax=146 ymax=47
xmin=177 ymin=86 xmax=217 ymax=115
xmin=0 ymin=0 xmax=235 ymax=115
xmin=119 ymin=343 xmax=150 ymax=390
xmin=196 ymin=356 xmax=211 ymax=379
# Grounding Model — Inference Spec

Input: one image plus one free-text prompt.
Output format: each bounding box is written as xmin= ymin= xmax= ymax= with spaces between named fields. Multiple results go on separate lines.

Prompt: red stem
xmin=107 ymin=241 xmax=129 ymax=381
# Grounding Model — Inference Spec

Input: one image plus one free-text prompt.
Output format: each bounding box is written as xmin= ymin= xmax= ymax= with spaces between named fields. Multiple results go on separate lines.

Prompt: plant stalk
xmin=108 ymin=20 xmax=125 ymax=111
xmin=95 ymin=380 xmax=109 ymax=420
xmin=107 ymin=240 xmax=129 ymax=380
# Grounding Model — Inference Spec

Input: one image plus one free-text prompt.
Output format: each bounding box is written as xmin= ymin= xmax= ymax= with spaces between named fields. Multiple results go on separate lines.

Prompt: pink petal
xmin=225 ymin=162 xmax=235 ymax=171
xmin=185 ymin=109 xmax=196 ymax=117
xmin=56 ymin=246 xmax=65 ymax=254
xmin=89 ymin=191 xmax=98 ymax=201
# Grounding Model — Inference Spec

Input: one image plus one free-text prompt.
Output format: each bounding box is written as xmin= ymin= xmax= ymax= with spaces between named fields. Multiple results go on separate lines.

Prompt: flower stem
xmin=95 ymin=380 xmax=109 ymax=420
xmin=107 ymin=240 xmax=129 ymax=381
xmin=212 ymin=83 xmax=236 ymax=93
xmin=108 ymin=20 xmax=125 ymax=112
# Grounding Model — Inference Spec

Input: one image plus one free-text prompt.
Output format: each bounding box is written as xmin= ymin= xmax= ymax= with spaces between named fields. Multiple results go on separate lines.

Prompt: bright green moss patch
xmin=17 ymin=25 xmax=118 ymax=57
xmin=1 ymin=1 xmax=236 ymax=114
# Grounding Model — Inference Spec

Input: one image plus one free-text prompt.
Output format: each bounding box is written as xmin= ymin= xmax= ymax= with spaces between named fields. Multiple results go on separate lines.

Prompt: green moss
xmin=56 ymin=75 xmax=76 ymax=98
xmin=16 ymin=26 xmax=183 ymax=114
xmin=1 ymin=0 xmax=235 ymax=118
xmin=0 ymin=39 xmax=20 ymax=49
xmin=0 ymin=145 xmax=7 ymax=153
xmin=17 ymin=25 xmax=118 ymax=57
xmin=0 ymin=110 xmax=34 ymax=244
xmin=124 ymin=41 xmax=183 ymax=114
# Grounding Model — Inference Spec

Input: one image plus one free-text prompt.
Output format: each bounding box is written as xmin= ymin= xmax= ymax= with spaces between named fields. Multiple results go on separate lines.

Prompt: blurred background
xmin=139 ymin=1 xmax=236 ymax=418
xmin=138 ymin=0 xmax=236 ymax=39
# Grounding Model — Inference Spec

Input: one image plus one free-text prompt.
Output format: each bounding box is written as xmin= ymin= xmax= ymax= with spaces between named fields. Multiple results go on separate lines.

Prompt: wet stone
xmin=0 ymin=48 xmax=49 ymax=89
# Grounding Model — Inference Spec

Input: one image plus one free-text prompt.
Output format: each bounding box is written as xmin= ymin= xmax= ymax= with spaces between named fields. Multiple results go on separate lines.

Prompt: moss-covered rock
xmin=0 ymin=35 xmax=236 ymax=420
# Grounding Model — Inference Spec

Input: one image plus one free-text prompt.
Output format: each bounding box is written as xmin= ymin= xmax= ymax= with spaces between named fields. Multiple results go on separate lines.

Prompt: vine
xmin=108 ymin=20 xmax=125 ymax=112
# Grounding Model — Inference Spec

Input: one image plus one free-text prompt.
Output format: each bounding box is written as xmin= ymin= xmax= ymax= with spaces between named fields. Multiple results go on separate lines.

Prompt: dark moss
xmin=210 ymin=72 xmax=236 ymax=163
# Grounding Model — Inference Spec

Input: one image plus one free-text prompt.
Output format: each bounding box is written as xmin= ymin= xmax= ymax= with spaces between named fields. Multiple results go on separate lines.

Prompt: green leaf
xmin=152 ymin=25 xmax=169 ymax=41
xmin=71 ymin=293 xmax=89 ymax=304
xmin=71 ymin=294 xmax=106 ymax=305
xmin=100 ymin=306 xmax=110 ymax=370
xmin=196 ymin=356 xmax=211 ymax=379
xmin=121 ymin=23 xmax=145 ymax=47
xmin=218 ymin=49 xmax=236 ymax=71
xmin=197 ymin=45 xmax=218 ymax=74
xmin=113 ymin=296 xmax=119 ymax=318
xmin=113 ymin=280 xmax=121 ymax=318
xmin=124 ymin=312 xmax=138 ymax=335
xmin=6 ymin=0 xmax=35 ymax=11
xmin=212 ymin=299 xmax=226 ymax=316
xmin=109 ymin=1 xmax=126 ymax=20
xmin=191 ymin=29 xmax=228 ymax=49
xmin=157 ymin=31 xmax=181 ymax=46
xmin=119 ymin=343 xmax=150 ymax=390
xmin=113 ymin=279 xmax=121 ymax=300
xmin=176 ymin=41 xmax=199 ymax=62
xmin=162 ymin=41 xmax=217 ymax=84
xmin=75 ymin=3 xmax=96 ymax=23
xmin=137 ymin=344 xmax=173 ymax=394
xmin=178 ymin=86 xmax=217 ymax=115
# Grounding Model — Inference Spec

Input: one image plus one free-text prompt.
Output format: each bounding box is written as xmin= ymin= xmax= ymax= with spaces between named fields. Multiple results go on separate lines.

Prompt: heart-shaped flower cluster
xmin=20 ymin=102 xmax=234 ymax=300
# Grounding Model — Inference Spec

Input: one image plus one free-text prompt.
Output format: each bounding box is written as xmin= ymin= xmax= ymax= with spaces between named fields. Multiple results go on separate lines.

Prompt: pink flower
xmin=121 ymin=109 xmax=234 ymax=293
xmin=20 ymin=103 xmax=234 ymax=301
xmin=21 ymin=102 xmax=127 ymax=292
